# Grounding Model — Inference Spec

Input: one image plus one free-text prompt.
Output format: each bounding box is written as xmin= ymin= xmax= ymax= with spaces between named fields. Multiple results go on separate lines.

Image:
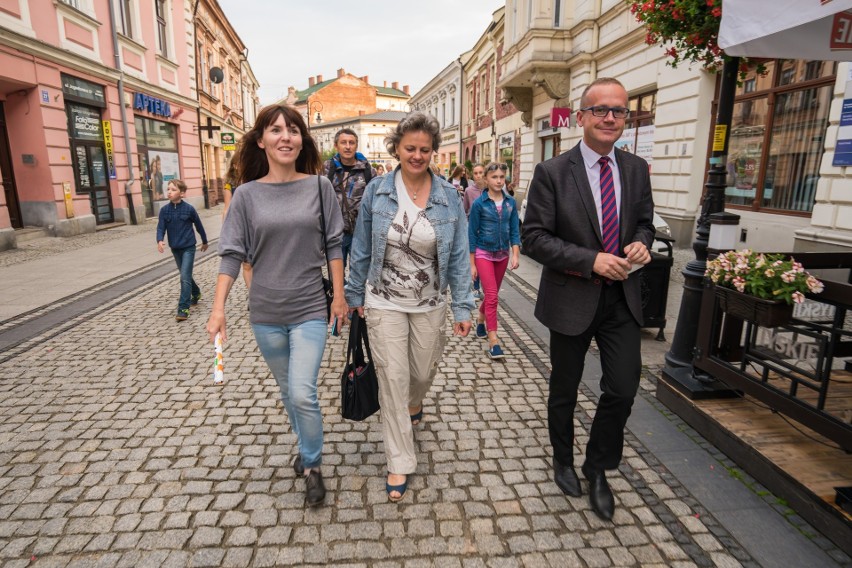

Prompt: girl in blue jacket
xmin=468 ymin=162 xmax=521 ymax=359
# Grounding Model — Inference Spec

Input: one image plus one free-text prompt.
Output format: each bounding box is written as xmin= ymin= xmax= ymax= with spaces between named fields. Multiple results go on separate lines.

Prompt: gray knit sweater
xmin=218 ymin=176 xmax=344 ymax=325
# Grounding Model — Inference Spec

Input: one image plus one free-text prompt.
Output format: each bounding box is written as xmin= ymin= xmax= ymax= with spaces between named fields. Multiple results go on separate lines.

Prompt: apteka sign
xmin=133 ymin=92 xmax=172 ymax=118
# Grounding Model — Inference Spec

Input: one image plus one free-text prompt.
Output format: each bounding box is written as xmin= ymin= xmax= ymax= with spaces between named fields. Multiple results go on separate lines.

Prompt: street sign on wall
xmin=221 ymin=132 xmax=236 ymax=151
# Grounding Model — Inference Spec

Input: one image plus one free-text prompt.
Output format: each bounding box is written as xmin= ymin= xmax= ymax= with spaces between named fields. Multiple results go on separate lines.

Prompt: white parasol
xmin=718 ymin=0 xmax=852 ymax=61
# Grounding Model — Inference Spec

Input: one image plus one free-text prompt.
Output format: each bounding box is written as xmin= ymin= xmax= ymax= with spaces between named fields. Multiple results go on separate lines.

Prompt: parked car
xmin=519 ymin=191 xmax=673 ymax=252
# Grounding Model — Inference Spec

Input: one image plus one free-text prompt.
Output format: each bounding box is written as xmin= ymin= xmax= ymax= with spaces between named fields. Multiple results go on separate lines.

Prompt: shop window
xmin=723 ymin=60 xmax=836 ymax=214
xmin=618 ymin=91 xmax=656 ymax=164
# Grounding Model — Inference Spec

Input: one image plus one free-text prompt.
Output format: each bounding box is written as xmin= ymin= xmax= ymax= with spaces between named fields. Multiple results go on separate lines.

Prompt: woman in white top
xmin=345 ymin=112 xmax=474 ymax=502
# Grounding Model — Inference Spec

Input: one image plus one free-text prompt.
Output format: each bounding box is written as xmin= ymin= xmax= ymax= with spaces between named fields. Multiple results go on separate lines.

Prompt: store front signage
xmin=69 ymin=104 xmax=103 ymax=141
xmin=499 ymin=133 xmax=515 ymax=149
xmin=133 ymin=92 xmax=172 ymax=118
xmin=550 ymin=107 xmax=572 ymax=129
xmin=102 ymin=120 xmax=117 ymax=179
xmin=61 ymin=74 xmax=105 ymax=107
xmin=221 ymin=132 xmax=236 ymax=151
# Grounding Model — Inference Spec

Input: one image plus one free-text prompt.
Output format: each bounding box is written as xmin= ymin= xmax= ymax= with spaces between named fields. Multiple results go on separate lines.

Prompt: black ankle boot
xmin=305 ymin=470 xmax=326 ymax=507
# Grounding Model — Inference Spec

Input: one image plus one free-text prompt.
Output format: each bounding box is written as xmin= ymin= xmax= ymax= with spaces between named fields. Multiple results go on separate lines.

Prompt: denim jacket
xmin=468 ymin=190 xmax=520 ymax=253
xmin=345 ymin=170 xmax=475 ymax=322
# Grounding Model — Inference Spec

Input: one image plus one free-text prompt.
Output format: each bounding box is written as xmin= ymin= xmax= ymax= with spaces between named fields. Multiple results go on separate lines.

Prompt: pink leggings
xmin=475 ymin=255 xmax=509 ymax=332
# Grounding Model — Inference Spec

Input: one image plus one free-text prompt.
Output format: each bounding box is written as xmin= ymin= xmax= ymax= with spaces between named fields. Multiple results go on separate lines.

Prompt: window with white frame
xmin=451 ymin=97 xmax=455 ymax=125
xmin=119 ymin=0 xmax=133 ymax=37
xmin=155 ymin=0 xmax=168 ymax=57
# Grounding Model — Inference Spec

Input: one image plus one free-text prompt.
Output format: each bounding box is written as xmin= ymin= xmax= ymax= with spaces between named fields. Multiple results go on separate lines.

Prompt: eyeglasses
xmin=580 ymin=105 xmax=630 ymax=119
xmin=485 ymin=163 xmax=508 ymax=172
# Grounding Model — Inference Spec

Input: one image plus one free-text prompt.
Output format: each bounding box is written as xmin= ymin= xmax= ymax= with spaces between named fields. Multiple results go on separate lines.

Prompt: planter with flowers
xmin=705 ymin=250 xmax=825 ymax=327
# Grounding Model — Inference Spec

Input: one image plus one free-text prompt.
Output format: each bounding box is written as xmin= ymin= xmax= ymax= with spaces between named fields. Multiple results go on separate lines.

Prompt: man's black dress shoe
xmin=554 ymin=460 xmax=581 ymax=497
xmin=305 ymin=470 xmax=326 ymax=507
xmin=582 ymin=464 xmax=615 ymax=520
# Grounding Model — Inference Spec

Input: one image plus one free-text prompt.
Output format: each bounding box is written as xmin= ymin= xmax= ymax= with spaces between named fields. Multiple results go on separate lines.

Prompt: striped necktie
xmin=598 ymin=157 xmax=620 ymax=256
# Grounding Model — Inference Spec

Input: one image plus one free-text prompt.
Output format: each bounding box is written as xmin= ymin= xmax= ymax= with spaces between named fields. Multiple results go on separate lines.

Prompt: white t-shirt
xmin=365 ymin=172 xmax=445 ymax=312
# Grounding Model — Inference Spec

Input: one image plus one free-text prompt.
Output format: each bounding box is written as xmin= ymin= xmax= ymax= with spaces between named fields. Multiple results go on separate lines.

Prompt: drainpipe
xmin=193 ymin=0 xmax=210 ymax=209
xmin=457 ymin=57 xmax=464 ymax=167
xmin=106 ymin=0 xmax=137 ymax=225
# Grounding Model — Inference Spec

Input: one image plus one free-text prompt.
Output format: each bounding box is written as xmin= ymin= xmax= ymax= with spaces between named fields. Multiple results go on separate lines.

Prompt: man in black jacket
xmin=521 ymin=77 xmax=655 ymax=521
xmin=322 ymin=128 xmax=374 ymax=270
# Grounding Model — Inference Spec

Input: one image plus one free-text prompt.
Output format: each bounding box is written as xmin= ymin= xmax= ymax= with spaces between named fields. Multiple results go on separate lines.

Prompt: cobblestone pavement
xmin=0 ymin=257 xmax=762 ymax=567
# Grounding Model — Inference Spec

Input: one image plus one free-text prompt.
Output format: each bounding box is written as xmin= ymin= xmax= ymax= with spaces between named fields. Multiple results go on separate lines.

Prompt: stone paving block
xmin=0 ymin=259 xmax=818 ymax=568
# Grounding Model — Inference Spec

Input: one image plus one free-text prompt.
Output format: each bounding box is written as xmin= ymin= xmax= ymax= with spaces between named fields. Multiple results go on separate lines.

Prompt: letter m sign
xmin=550 ymin=107 xmax=572 ymax=129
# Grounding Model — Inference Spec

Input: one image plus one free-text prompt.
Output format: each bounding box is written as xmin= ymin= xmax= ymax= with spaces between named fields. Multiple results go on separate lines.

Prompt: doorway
xmin=71 ymin=141 xmax=113 ymax=224
xmin=0 ymin=101 xmax=22 ymax=229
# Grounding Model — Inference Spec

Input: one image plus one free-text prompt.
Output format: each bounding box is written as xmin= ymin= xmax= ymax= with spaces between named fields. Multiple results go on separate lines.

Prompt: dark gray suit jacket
xmin=521 ymin=143 xmax=655 ymax=336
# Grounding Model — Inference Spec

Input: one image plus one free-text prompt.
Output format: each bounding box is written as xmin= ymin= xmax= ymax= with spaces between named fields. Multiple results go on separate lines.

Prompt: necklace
xmin=406 ymin=177 xmax=429 ymax=200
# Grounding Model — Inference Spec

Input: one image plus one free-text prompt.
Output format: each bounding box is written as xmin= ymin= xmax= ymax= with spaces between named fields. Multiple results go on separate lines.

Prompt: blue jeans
xmin=341 ymin=232 xmax=354 ymax=271
xmin=252 ymin=319 xmax=327 ymax=469
xmin=171 ymin=246 xmax=200 ymax=311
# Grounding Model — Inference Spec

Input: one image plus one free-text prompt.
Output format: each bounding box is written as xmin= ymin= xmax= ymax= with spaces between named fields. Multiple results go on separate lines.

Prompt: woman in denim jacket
xmin=345 ymin=112 xmax=474 ymax=503
xmin=468 ymin=162 xmax=521 ymax=359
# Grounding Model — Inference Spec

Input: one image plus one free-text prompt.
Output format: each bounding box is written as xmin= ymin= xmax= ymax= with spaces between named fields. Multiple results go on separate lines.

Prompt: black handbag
xmin=317 ymin=176 xmax=333 ymax=321
xmin=341 ymin=312 xmax=381 ymax=421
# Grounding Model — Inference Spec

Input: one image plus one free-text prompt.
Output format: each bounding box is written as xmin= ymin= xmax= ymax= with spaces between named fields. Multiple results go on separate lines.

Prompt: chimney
xmin=317 ymin=74 xmax=323 ymax=83
xmin=360 ymin=75 xmax=369 ymax=84
xmin=308 ymin=77 xmax=315 ymax=87
xmin=359 ymin=110 xmax=365 ymax=116
xmin=403 ymin=85 xmax=410 ymax=95
xmin=337 ymin=68 xmax=345 ymax=78
xmin=392 ymin=82 xmax=399 ymax=90
xmin=383 ymin=81 xmax=387 ymax=87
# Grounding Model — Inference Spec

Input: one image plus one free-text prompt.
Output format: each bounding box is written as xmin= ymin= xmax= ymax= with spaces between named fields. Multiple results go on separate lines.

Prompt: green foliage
xmin=628 ymin=0 xmax=765 ymax=78
xmin=706 ymin=250 xmax=825 ymax=305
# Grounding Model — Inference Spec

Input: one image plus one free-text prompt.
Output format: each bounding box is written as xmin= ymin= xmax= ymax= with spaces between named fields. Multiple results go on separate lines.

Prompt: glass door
xmin=72 ymin=141 xmax=113 ymax=224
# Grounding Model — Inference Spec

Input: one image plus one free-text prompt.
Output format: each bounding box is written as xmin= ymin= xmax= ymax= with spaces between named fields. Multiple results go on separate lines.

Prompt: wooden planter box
xmin=715 ymin=286 xmax=793 ymax=328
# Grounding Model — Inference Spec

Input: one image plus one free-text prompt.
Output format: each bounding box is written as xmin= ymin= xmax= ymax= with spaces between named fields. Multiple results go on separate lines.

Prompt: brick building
xmin=280 ymin=68 xmax=410 ymax=133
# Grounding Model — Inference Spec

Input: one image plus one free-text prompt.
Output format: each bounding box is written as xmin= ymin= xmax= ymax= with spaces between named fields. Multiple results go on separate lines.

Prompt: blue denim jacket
xmin=345 ymin=170 xmax=475 ymax=322
xmin=468 ymin=190 xmax=521 ymax=253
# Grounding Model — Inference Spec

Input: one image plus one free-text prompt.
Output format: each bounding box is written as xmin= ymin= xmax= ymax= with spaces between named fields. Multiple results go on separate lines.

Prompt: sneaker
xmin=175 ymin=309 xmax=190 ymax=321
xmin=475 ymin=323 xmax=487 ymax=339
xmin=488 ymin=344 xmax=506 ymax=360
xmin=190 ymin=293 xmax=201 ymax=306
xmin=305 ymin=470 xmax=326 ymax=507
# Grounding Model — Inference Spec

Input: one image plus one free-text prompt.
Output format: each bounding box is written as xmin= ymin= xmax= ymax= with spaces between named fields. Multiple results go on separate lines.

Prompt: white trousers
xmin=365 ymin=305 xmax=447 ymax=474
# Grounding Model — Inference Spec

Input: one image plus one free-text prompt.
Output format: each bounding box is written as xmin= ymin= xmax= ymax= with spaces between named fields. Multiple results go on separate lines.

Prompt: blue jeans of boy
xmin=252 ymin=319 xmax=327 ymax=469
xmin=171 ymin=246 xmax=200 ymax=311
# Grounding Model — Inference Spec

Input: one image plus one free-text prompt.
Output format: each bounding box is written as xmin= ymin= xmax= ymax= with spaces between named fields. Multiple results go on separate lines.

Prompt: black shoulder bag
xmin=317 ymin=176 xmax=333 ymax=321
xmin=341 ymin=312 xmax=381 ymax=421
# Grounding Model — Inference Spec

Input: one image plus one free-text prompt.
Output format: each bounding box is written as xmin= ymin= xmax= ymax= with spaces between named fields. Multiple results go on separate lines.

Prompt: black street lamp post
xmin=662 ymin=56 xmax=740 ymax=396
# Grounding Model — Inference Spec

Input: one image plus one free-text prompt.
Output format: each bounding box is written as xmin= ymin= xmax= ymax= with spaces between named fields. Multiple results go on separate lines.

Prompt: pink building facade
xmin=0 ymin=0 xmax=201 ymax=250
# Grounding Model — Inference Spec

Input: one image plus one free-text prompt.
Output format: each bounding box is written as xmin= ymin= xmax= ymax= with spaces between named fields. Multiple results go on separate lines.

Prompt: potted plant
xmin=705 ymin=250 xmax=825 ymax=327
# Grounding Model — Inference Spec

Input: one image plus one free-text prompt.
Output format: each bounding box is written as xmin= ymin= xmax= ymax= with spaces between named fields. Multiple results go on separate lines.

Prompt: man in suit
xmin=521 ymin=77 xmax=655 ymax=520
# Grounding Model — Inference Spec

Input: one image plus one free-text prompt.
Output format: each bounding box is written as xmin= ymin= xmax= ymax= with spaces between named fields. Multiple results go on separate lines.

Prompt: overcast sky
xmin=217 ymin=0 xmax=506 ymax=105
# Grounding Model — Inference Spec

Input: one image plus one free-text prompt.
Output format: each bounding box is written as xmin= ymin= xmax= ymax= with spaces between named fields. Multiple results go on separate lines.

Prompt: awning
xmin=718 ymin=0 xmax=852 ymax=61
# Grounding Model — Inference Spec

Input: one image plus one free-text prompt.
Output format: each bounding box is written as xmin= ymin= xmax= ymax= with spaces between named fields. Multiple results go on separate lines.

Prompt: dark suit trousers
xmin=548 ymin=282 xmax=641 ymax=471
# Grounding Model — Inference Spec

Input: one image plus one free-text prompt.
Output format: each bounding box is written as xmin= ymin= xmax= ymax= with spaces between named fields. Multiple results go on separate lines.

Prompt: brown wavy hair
xmin=235 ymin=104 xmax=321 ymax=182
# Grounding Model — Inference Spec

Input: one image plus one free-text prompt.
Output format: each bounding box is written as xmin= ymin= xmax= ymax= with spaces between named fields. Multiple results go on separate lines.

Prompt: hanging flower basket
xmin=715 ymin=286 xmax=793 ymax=328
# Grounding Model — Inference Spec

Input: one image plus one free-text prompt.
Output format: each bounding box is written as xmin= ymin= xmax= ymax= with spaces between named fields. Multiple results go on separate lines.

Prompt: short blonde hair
xmin=168 ymin=179 xmax=187 ymax=193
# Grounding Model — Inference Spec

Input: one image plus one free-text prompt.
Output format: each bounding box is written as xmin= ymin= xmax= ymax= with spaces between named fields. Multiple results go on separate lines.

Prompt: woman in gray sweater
xmin=206 ymin=105 xmax=347 ymax=507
